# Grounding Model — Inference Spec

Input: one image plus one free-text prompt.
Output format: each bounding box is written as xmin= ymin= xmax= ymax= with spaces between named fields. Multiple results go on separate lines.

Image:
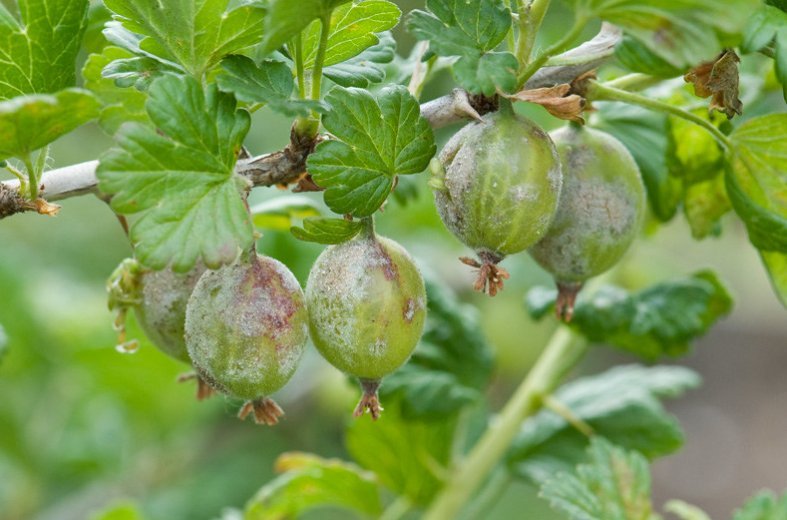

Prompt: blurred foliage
xmin=1 ymin=1 xmax=786 ymax=519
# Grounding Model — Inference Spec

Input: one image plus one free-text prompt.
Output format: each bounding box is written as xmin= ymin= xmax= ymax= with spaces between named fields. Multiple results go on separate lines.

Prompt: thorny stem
xmin=423 ymin=327 xmax=587 ymax=520
xmin=518 ymin=16 xmax=588 ymax=86
xmin=587 ymin=81 xmax=733 ymax=150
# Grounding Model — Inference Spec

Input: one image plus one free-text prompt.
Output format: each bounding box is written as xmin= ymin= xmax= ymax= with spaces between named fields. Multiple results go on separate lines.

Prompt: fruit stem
xmin=517 ymin=15 xmax=588 ymax=87
xmin=555 ymin=280 xmax=583 ymax=322
xmin=587 ymin=81 xmax=733 ymax=150
xmin=422 ymin=326 xmax=587 ymax=520
xmin=359 ymin=216 xmax=376 ymax=239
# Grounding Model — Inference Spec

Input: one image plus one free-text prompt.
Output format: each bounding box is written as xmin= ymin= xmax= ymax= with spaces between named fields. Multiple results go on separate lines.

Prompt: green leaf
xmin=103 ymin=0 xmax=265 ymax=76
xmin=251 ymin=195 xmax=321 ymax=231
xmin=0 ymin=0 xmax=89 ymax=99
xmin=509 ymin=364 xmax=698 ymax=485
xmin=727 ymin=114 xmax=787 ymax=252
xmin=102 ymin=56 xmax=181 ymax=91
xmin=244 ymin=452 xmax=383 ymax=520
xmin=261 ymin=0 xmax=351 ymax=54
xmin=540 ymin=438 xmax=658 ymax=520
xmin=614 ymin=35 xmax=685 ymax=78
xmin=741 ymin=6 xmax=787 ymax=54
xmin=406 ymin=0 xmax=517 ymax=95
xmin=683 ymin=173 xmax=730 ymax=239
xmin=215 ymin=55 xmax=325 ymax=116
xmin=301 ymin=0 xmax=400 ymax=69
xmin=527 ymin=271 xmax=733 ymax=360
xmin=0 ymin=89 xmax=100 ymax=161
xmin=346 ymin=399 xmax=456 ymax=506
xmin=761 ymin=251 xmax=787 ymax=307
xmin=667 ymin=107 xmax=730 ymax=238
xmin=323 ymin=31 xmax=396 ymax=87
xmin=575 ymin=0 xmax=758 ymax=69
xmin=82 ymin=47 xmax=148 ymax=135
xmin=593 ymin=103 xmax=681 ymax=222
xmin=307 ymin=86 xmax=436 ymax=217
xmin=290 ymin=217 xmax=363 ymax=244
xmin=381 ymin=277 xmax=494 ymax=419
xmin=733 ymin=489 xmax=787 ymax=520
xmin=97 ymin=75 xmax=253 ymax=272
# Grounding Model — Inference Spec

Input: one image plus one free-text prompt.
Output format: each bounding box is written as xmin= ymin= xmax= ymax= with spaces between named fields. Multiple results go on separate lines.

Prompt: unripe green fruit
xmin=305 ymin=230 xmax=427 ymax=419
xmin=136 ymin=265 xmax=204 ymax=364
xmin=185 ymin=253 xmax=309 ymax=425
xmin=529 ymin=124 xmax=645 ymax=320
xmin=433 ymin=108 xmax=562 ymax=295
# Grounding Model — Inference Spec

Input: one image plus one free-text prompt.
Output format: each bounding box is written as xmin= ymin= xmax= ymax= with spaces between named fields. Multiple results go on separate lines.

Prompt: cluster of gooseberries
xmin=107 ymin=99 xmax=644 ymax=425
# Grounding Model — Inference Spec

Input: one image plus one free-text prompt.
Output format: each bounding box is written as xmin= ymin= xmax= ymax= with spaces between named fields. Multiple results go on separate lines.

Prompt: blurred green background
xmin=1 ymin=1 xmax=786 ymax=519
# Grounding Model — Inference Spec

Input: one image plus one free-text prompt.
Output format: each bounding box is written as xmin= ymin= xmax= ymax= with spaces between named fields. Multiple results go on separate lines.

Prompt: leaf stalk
xmin=587 ymin=81 xmax=733 ymax=149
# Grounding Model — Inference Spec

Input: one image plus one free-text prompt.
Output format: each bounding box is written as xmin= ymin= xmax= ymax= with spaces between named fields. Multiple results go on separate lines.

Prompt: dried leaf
xmin=508 ymin=84 xmax=586 ymax=123
xmin=684 ymin=50 xmax=743 ymax=119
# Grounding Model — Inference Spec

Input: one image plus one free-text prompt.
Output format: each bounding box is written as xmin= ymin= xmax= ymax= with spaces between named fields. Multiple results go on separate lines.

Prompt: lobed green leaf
xmin=323 ymin=32 xmax=396 ymax=88
xmin=261 ymin=0 xmax=351 ymax=55
xmin=509 ymin=364 xmax=698 ymax=485
xmin=301 ymin=0 xmax=400 ymax=69
xmin=345 ymin=399 xmax=456 ymax=506
xmin=103 ymin=0 xmax=265 ymax=77
xmin=381 ymin=278 xmax=494 ymax=419
xmin=575 ymin=0 xmax=759 ymax=70
xmin=244 ymin=452 xmax=383 ymax=520
xmin=526 ymin=271 xmax=733 ymax=360
xmin=406 ymin=0 xmax=517 ymax=95
xmin=82 ymin=47 xmax=148 ymax=135
xmin=0 ymin=89 xmax=100 ymax=161
xmin=727 ymin=113 xmax=787 ymax=254
xmin=307 ymin=85 xmax=435 ymax=217
xmin=540 ymin=438 xmax=658 ymax=520
xmin=0 ymin=0 xmax=89 ymax=99
xmin=97 ymin=75 xmax=253 ymax=272
xmin=215 ymin=55 xmax=325 ymax=116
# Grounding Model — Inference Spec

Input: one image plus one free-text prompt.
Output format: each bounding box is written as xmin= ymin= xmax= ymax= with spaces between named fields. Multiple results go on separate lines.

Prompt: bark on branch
xmin=0 ymin=24 xmax=622 ymax=220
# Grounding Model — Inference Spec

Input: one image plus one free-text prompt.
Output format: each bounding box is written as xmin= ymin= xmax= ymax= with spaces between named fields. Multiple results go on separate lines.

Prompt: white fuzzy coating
xmin=305 ymin=235 xmax=427 ymax=379
xmin=185 ymin=255 xmax=308 ymax=399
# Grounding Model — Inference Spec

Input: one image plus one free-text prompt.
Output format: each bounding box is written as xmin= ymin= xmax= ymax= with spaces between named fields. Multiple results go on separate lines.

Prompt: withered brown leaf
xmin=684 ymin=50 xmax=743 ymax=119
xmin=507 ymin=84 xmax=586 ymax=123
